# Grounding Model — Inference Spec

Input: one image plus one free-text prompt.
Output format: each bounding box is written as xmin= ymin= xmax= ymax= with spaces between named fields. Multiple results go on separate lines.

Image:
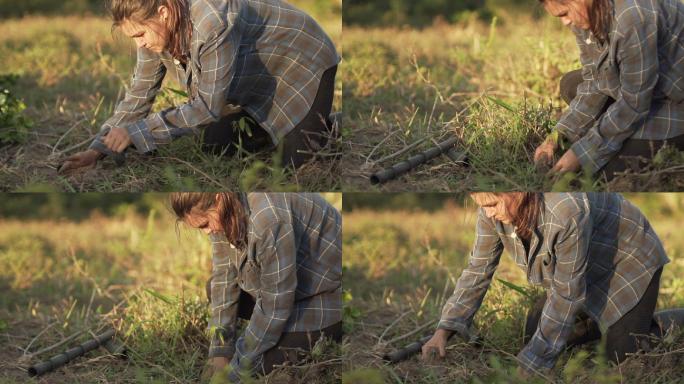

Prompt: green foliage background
xmin=0 ymin=0 xmax=340 ymax=18
xmin=344 ymin=0 xmax=538 ymax=27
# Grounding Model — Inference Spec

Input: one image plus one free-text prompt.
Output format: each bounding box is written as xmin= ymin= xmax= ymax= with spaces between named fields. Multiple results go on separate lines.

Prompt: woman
xmin=422 ymin=193 xmax=669 ymax=375
xmin=59 ymin=0 xmax=339 ymax=174
xmin=170 ymin=192 xmax=342 ymax=381
xmin=533 ymin=0 xmax=684 ymax=181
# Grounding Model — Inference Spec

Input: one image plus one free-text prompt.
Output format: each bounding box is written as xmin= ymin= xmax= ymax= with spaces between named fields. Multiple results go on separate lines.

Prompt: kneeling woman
xmin=60 ymin=0 xmax=339 ymax=173
xmin=171 ymin=193 xmax=342 ymax=381
xmin=534 ymin=0 xmax=684 ymax=180
xmin=423 ymin=193 xmax=668 ymax=375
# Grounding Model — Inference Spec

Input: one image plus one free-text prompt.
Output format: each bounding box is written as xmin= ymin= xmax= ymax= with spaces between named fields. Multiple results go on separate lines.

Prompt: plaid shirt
xmin=554 ymin=0 xmax=684 ymax=174
xmin=89 ymin=0 xmax=339 ymax=161
xmin=207 ymin=193 xmax=342 ymax=378
xmin=438 ymin=193 xmax=669 ymax=373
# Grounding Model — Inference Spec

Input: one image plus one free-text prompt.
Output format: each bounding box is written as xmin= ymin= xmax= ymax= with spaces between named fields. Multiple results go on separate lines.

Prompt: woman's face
xmin=471 ymin=194 xmax=515 ymax=225
xmin=543 ymin=0 xmax=591 ymax=30
xmin=184 ymin=207 xmax=223 ymax=235
xmin=119 ymin=6 xmax=170 ymax=53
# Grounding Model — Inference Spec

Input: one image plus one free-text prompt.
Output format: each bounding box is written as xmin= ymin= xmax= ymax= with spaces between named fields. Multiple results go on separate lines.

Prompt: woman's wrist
xmin=435 ymin=328 xmax=453 ymax=339
xmin=545 ymin=131 xmax=560 ymax=146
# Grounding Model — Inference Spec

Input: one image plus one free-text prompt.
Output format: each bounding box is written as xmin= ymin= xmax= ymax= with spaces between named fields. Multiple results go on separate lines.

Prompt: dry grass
xmin=340 ymin=16 xmax=684 ymax=191
xmin=342 ymin=194 xmax=684 ymax=383
xmin=0 ymin=0 xmax=342 ymax=192
xmin=0 ymin=193 xmax=343 ymax=383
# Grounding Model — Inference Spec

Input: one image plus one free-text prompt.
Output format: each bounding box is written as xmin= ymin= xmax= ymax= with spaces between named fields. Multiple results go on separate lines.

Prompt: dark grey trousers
xmin=201 ymin=65 xmax=338 ymax=169
xmin=524 ymin=267 xmax=662 ymax=364
xmin=206 ymin=279 xmax=343 ymax=375
xmin=560 ymin=70 xmax=684 ymax=181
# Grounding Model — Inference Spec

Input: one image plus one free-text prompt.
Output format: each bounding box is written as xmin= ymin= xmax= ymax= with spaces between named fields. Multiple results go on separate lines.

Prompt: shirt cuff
xmin=517 ymin=334 xmax=558 ymax=373
xmin=437 ymin=318 xmax=470 ymax=336
xmin=555 ymin=122 xmax=582 ymax=143
xmin=207 ymin=327 xmax=236 ymax=359
xmin=88 ymin=128 xmax=126 ymax=166
xmin=570 ymin=134 xmax=605 ymax=175
xmin=125 ymin=119 xmax=158 ymax=154
xmin=229 ymin=351 xmax=262 ymax=381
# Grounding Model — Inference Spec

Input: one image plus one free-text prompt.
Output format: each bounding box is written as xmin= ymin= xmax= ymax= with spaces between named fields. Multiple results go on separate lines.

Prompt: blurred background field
xmin=341 ymin=0 xmax=684 ymax=191
xmin=342 ymin=193 xmax=684 ymax=383
xmin=0 ymin=0 xmax=342 ymax=192
xmin=0 ymin=193 xmax=342 ymax=383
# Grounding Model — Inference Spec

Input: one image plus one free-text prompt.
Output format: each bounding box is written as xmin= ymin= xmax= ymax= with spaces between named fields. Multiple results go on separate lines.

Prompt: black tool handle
xmin=383 ymin=335 xmax=433 ymax=363
xmin=370 ymin=136 xmax=460 ymax=185
xmin=28 ymin=328 xmax=115 ymax=377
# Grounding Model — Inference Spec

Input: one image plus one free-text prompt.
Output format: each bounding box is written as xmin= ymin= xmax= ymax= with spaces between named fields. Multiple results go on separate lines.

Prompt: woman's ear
xmin=158 ymin=5 xmax=169 ymax=22
xmin=214 ymin=193 xmax=224 ymax=210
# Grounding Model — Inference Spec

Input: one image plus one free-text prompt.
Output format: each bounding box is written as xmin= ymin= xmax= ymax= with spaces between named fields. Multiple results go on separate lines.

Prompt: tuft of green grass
xmin=342 ymin=198 xmax=684 ymax=383
xmin=341 ymin=16 xmax=684 ymax=191
xmin=0 ymin=195 xmax=343 ymax=383
xmin=0 ymin=4 xmax=341 ymax=191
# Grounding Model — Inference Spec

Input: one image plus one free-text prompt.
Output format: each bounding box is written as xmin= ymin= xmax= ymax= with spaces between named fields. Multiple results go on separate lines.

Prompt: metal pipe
xmin=28 ymin=328 xmax=120 ymax=377
xmin=369 ymin=137 xmax=465 ymax=185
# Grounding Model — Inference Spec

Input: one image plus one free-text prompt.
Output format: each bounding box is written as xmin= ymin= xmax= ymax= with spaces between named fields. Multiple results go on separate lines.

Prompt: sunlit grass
xmin=342 ymin=194 xmax=684 ymax=383
xmin=0 ymin=1 xmax=342 ymax=192
xmin=341 ymin=15 xmax=684 ymax=191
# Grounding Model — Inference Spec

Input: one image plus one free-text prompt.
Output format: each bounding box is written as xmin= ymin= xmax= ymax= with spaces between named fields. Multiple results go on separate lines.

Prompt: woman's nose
xmin=202 ymin=227 xmax=212 ymax=235
xmin=561 ymin=17 xmax=572 ymax=27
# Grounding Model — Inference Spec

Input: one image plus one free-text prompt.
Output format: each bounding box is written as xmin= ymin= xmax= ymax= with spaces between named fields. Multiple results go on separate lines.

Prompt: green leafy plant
xmin=0 ymin=74 xmax=32 ymax=145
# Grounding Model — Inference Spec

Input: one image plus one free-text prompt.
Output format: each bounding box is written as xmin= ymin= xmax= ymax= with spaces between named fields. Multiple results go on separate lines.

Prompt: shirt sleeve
xmin=554 ymin=29 xmax=612 ymax=144
xmin=438 ymin=208 xmax=504 ymax=335
xmin=517 ymin=212 xmax=591 ymax=372
xmin=570 ymin=14 xmax=659 ymax=174
xmin=89 ymin=47 xmax=166 ymax=160
xmin=230 ymin=221 xmax=297 ymax=377
xmin=123 ymin=22 xmax=241 ymax=154
xmin=207 ymin=234 xmax=242 ymax=359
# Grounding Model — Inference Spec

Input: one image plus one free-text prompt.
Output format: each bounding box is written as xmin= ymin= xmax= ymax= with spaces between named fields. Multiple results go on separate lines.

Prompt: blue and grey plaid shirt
xmin=438 ymin=193 xmax=669 ymax=373
xmin=555 ymin=0 xmax=684 ymax=174
xmin=207 ymin=193 xmax=342 ymax=378
xmin=90 ymin=0 xmax=339 ymax=161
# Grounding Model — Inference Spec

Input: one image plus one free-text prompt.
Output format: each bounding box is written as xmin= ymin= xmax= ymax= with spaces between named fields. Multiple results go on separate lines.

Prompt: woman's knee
xmin=559 ymin=69 xmax=583 ymax=106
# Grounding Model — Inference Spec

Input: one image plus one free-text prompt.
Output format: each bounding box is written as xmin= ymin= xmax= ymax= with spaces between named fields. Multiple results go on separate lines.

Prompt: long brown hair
xmin=170 ymin=192 xmax=248 ymax=250
xmin=108 ymin=0 xmax=192 ymax=61
xmin=540 ymin=0 xmax=612 ymax=44
xmin=471 ymin=192 xmax=543 ymax=240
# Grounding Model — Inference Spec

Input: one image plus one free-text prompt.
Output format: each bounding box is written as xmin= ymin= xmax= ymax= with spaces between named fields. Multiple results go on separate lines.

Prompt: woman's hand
xmin=201 ymin=357 xmax=230 ymax=381
xmin=550 ymin=148 xmax=580 ymax=173
xmin=58 ymin=149 xmax=102 ymax=174
xmin=103 ymin=127 xmax=132 ymax=153
xmin=534 ymin=134 xmax=559 ymax=168
xmin=421 ymin=328 xmax=452 ymax=360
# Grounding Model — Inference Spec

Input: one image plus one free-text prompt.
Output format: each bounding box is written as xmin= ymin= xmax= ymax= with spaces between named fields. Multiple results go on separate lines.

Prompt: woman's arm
xmin=122 ymin=17 xmax=241 ymax=155
xmin=230 ymin=221 xmax=297 ymax=378
xmin=437 ymin=209 xmax=504 ymax=335
xmin=569 ymin=11 xmax=659 ymax=174
xmin=207 ymin=234 xmax=242 ymax=359
xmin=89 ymin=47 xmax=166 ymax=158
xmin=553 ymin=29 xmax=612 ymax=144
xmin=517 ymin=212 xmax=591 ymax=373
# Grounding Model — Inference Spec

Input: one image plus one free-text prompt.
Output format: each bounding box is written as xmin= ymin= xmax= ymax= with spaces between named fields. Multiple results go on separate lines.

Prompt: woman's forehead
xmin=184 ymin=210 xmax=208 ymax=226
xmin=120 ymin=19 xmax=147 ymax=37
xmin=543 ymin=0 xmax=570 ymax=16
xmin=471 ymin=193 xmax=500 ymax=206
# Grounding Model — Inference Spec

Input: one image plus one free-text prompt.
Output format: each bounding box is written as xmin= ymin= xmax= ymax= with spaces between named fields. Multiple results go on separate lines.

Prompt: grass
xmin=340 ymin=14 xmax=684 ymax=191
xmin=341 ymin=194 xmax=684 ymax=383
xmin=0 ymin=193 xmax=343 ymax=383
xmin=0 ymin=0 xmax=342 ymax=192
